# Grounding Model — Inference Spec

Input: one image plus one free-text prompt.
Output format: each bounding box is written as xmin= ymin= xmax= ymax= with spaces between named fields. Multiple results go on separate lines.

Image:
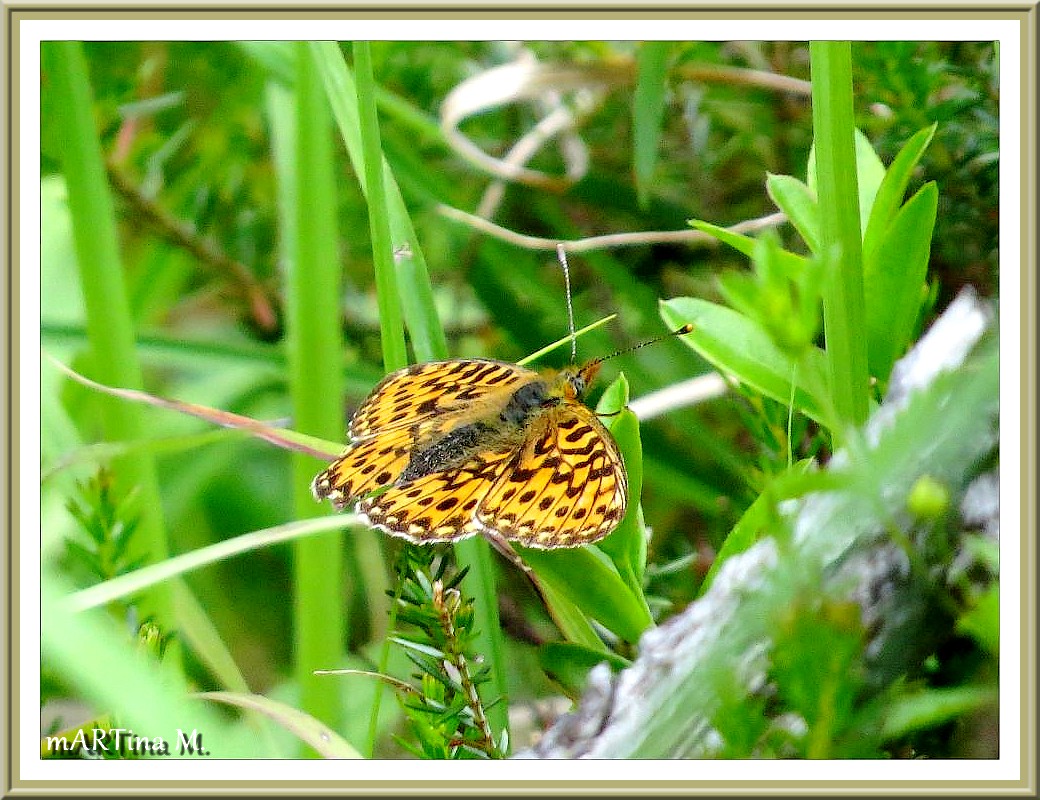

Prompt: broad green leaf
xmin=633 ymin=42 xmax=671 ymax=207
xmin=690 ymin=219 xmax=809 ymax=275
xmin=956 ymin=584 xmax=999 ymax=655
xmin=595 ymin=374 xmax=649 ymax=600
xmin=863 ymin=123 xmax=938 ymax=262
xmin=807 ymin=128 xmax=886 ymax=237
xmin=691 ymin=219 xmax=757 ymax=258
xmin=536 ymin=576 xmax=605 ymax=651
xmin=521 ymin=544 xmax=653 ymax=643
xmin=864 ymin=182 xmax=938 ymax=385
xmin=660 ymin=297 xmax=829 ymax=425
xmin=881 ymin=686 xmax=996 ymax=741
xmin=766 ymin=173 xmax=820 ymax=253
xmin=538 ymin=642 xmax=629 ymax=700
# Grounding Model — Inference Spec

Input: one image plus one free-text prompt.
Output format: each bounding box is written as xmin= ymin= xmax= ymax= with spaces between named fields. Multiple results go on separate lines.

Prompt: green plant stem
xmin=809 ymin=41 xmax=870 ymax=443
xmin=354 ymin=42 xmax=408 ymax=372
xmin=321 ymin=40 xmax=510 ymax=747
xmin=285 ymin=42 xmax=347 ymax=748
xmin=45 ymin=42 xmax=175 ymax=639
xmin=352 ymin=40 xmax=405 ymax=758
xmin=309 ymin=41 xmax=448 ymax=362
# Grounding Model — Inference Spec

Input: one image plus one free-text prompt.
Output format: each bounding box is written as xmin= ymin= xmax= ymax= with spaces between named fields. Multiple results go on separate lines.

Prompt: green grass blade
xmin=316 ymin=39 xmax=509 ymax=748
xmin=200 ymin=692 xmax=363 ymax=758
xmin=516 ymin=314 xmax=618 ymax=366
xmin=351 ymin=40 xmax=408 ymax=758
xmin=42 ymin=574 xmax=239 ymax=756
xmin=173 ymin=584 xmax=251 ymax=694
xmin=633 ymin=42 xmax=671 ymax=208
xmin=275 ymin=43 xmax=348 ymax=746
xmin=67 ymin=515 xmax=358 ymax=613
xmin=354 ymin=41 xmax=408 ymax=372
xmin=309 ymin=41 xmax=447 ymax=363
xmin=44 ymin=41 xmax=175 ymax=638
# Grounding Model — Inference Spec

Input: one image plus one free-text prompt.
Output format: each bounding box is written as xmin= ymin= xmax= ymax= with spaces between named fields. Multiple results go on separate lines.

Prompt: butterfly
xmin=312 ymin=322 xmax=693 ymax=550
xmin=311 ymin=355 xmax=628 ymax=549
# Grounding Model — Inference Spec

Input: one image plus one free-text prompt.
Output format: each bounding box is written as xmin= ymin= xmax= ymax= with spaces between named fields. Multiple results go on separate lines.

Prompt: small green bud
xmin=908 ymin=475 xmax=950 ymax=520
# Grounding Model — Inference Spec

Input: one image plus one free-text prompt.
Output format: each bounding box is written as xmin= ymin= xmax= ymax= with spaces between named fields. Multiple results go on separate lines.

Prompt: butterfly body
xmin=311 ymin=358 xmax=627 ymax=549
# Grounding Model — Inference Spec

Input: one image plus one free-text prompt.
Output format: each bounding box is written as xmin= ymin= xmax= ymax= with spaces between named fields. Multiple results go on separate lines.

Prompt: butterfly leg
xmin=480 ymin=528 xmax=534 ymax=579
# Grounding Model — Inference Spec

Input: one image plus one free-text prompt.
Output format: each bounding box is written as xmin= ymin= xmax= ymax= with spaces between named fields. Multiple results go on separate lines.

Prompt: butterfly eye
xmin=569 ymin=374 xmax=586 ymax=397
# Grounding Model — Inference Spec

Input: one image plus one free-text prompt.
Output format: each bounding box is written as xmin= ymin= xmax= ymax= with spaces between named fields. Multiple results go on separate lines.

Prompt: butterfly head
xmin=556 ymin=361 xmax=602 ymax=401
xmin=551 ymin=325 xmax=693 ymax=402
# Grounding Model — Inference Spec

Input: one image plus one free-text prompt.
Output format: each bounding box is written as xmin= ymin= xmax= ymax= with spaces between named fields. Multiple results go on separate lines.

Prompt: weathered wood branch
xmin=520 ymin=289 xmax=998 ymax=759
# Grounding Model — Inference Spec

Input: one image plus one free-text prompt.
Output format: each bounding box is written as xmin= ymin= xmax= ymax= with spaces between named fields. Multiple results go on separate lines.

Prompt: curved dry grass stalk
xmin=438 ymin=204 xmax=787 ymax=254
xmin=441 ymin=56 xmax=617 ymax=192
xmin=475 ymin=96 xmax=592 ymax=221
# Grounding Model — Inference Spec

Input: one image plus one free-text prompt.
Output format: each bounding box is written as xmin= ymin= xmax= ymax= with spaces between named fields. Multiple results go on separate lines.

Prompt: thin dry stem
xmin=106 ymin=163 xmax=279 ymax=335
xmin=438 ymin=204 xmax=787 ymax=254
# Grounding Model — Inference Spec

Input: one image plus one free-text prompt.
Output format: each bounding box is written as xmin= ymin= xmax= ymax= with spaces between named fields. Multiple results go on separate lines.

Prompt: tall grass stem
xmin=809 ymin=41 xmax=871 ymax=441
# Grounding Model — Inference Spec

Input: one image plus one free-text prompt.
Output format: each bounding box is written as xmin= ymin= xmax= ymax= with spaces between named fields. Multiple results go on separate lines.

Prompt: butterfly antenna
xmin=589 ymin=323 xmax=695 ymax=367
xmin=557 ymin=243 xmax=577 ymax=364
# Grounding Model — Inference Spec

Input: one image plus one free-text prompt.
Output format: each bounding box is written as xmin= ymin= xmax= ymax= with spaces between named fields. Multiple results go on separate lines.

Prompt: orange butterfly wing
xmin=314 ymin=358 xmax=628 ymax=551
xmin=475 ymin=402 xmax=628 ymax=548
xmin=312 ymin=359 xmax=535 ymax=509
xmin=348 ymin=359 xmax=534 ymax=438
xmin=357 ymin=448 xmax=516 ymax=542
xmin=311 ymin=424 xmax=417 ymax=510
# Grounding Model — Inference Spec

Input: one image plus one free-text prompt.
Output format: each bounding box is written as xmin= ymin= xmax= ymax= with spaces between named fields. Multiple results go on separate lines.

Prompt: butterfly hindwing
xmin=358 ymin=448 xmax=516 ymax=542
xmin=310 ymin=424 xmax=417 ymax=509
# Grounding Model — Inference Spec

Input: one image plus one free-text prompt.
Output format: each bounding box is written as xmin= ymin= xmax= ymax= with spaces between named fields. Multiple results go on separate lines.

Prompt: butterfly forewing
xmin=476 ymin=404 xmax=628 ymax=548
xmin=349 ymin=359 xmax=535 ymax=438
xmin=313 ymin=359 xmax=533 ymax=507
